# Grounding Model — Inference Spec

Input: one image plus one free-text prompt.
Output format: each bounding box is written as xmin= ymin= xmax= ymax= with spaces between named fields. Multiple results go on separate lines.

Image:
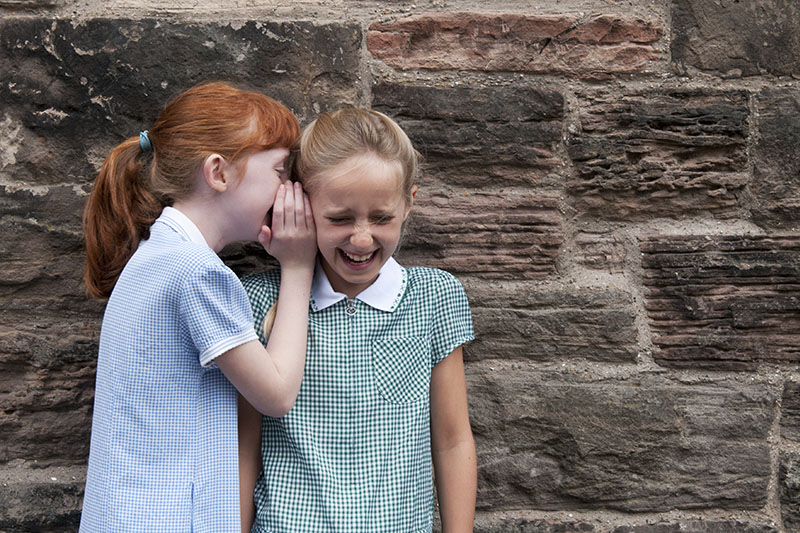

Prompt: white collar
xmin=156 ymin=206 xmax=210 ymax=248
xmin=310 ymin=256 xmax=407 ymax=313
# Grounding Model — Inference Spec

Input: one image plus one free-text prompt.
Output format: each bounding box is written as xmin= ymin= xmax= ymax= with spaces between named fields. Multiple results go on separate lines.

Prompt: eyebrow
xmin=322 ymin=209 xmax=395 ymax=217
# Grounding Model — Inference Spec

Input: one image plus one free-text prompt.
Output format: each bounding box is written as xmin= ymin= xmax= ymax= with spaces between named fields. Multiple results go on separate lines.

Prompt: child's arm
xmin=238 ymin=395 xmax=262 ymax=533
xmin=217 ymin=182 xmax=316 ymax=416
xmin=430 ymin=346 xmax=477 ymax=533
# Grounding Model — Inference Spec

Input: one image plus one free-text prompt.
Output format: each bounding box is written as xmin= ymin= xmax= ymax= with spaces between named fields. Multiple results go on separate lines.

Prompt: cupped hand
xmin=258 ymin=182 xmax=317 ymax=269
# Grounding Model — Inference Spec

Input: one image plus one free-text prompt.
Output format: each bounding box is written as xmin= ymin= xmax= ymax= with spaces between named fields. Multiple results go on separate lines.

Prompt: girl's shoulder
xmin=405 ymin=265 xmax=464 ymax=289
xmin=240 ymin=267 xmax=282 ymax=297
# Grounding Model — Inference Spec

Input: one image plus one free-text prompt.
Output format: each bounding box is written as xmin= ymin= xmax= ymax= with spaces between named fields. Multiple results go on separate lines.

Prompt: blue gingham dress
xmin=79 ymin=207 xmax=258 ymax=532
xmin=242 ymin=258 xmax=474 ymax=533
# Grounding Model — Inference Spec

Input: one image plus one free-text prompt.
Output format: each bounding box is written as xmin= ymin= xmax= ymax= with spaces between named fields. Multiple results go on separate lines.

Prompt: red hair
xmin=83 ymin=81 xmax=300 ymax=299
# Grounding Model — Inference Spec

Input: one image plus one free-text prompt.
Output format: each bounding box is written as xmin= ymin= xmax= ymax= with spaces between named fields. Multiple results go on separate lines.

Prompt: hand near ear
xmin=259 ymin=182 xmax=316 ymax=270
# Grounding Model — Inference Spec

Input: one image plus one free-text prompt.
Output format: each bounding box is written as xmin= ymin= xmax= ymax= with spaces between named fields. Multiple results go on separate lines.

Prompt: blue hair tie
xmin=139 ymin=130 xmax=153 ymax=152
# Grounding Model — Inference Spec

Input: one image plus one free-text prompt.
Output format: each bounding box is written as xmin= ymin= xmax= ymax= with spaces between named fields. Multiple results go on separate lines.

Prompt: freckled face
xmin=309 ymin=154 xmax=411 ymax=299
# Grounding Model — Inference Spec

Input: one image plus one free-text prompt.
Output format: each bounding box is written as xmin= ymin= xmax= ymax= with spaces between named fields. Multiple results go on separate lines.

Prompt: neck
xmin=171 ymin=200 xmax=226 ymax=252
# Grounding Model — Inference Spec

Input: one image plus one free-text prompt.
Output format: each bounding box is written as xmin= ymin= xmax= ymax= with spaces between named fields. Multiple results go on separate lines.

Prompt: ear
xmin=403 ymin=185 xmax=418 ymax=220
xmin=203 ymin=154 xmax=229 ymax=193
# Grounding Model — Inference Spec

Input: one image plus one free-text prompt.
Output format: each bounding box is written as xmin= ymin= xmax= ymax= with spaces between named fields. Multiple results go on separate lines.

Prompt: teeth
xmin=343 ymin=250 xmax=374 ymax=262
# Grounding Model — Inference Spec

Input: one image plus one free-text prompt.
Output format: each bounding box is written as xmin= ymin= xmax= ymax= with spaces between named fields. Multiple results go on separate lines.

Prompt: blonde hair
xmin=262 ymin=108 xmax=420 ymax=338
xmin=293 ymin=107 xmax=419 ymax=202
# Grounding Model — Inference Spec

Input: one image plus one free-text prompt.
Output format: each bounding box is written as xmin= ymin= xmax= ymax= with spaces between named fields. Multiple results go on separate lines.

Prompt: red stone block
xmin=368 ymin=13 xmax=663 ymax=79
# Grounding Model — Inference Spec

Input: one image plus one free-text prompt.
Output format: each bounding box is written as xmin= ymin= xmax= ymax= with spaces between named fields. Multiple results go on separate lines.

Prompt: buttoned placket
xmin=344 ymin=297 xmax=358 ymax=494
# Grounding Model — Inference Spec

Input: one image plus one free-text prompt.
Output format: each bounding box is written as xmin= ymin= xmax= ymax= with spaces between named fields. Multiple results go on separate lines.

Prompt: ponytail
xmin=83 ymin=137 xmax=163 ymax=299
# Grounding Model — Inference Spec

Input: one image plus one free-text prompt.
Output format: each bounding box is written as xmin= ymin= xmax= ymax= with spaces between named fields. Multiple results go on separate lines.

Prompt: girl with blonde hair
xmin=242 ymin=108 xmax=476 ymax=532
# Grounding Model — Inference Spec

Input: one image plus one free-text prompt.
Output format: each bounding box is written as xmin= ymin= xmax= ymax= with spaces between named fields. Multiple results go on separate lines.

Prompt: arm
xmin=238 ymin=395 xmax=262 ymax=533
xmin=217 ymin=182 xmax=316 ymax=416
xmin=430 ymin=346 xmax=476 ymax=533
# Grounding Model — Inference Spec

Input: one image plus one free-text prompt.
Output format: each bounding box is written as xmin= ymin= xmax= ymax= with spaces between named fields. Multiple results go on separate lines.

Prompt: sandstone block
xmin=567 ymin=89 xmax=749 ymax=220
xmin=368 ymin=13 xmax=663 ymax=80
xmin=672 ymin=0 xmax=800 ymax=77
xmin=752 ymin=88 xmax=800 ymax=226
xmin=397 ymin=193 xmax=563 ymax=280
xmin=0 ymin=17 xmax=360 ymax=187
xmin=470 ymin=370 xmax=773 ymax=512
xmin=474 ymin=515 xmax=595 ymax=532
xmin=0 ymin=464 xmax=84 ymax=532
xmin=372 ymin=83 xmax=564 ymax=188
xmin=782 ymin=381 xmax=800 ymax=442
xmin=613 ymin=521 xmax=777 ymax=532
xmin=640 ymin=234 xmax=800 ymax=369
xmin=461 ymin=281 xmax=638 ymax=363
xmin=781 ymin=451 xmax=800 ymax=531
xmin=0 ymin=217 xmax=99 ymax=464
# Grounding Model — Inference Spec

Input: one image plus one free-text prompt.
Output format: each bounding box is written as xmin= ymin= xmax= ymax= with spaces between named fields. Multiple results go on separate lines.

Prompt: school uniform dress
xmin=242 ymin=258 xmax=474 ymax=533
xmin=80 ymin=207 xmax=257 ymax=533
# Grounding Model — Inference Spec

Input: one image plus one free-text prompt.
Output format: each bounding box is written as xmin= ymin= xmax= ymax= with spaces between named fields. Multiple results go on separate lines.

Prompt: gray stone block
xmin=470 ymin=370 xmax=774 ymax=512
xmin=0 ymin=17 xmax=361 ymax=187
xmin=566 ymin=89 xmax=749 ymax=219
xmin=671 ymin=0 xmax=800 ymax=77
xmin=462 ymin=281 xmax=638 ymax=363
xmin=752 ymin=88 xmax=800 ymax=226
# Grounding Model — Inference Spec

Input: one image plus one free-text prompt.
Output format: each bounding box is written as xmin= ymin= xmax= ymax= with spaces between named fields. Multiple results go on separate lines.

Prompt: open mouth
xmin=339 ymin=249 xmax=377 ymax=267
xmin=264 ymin=207 xmax=273 ymax=228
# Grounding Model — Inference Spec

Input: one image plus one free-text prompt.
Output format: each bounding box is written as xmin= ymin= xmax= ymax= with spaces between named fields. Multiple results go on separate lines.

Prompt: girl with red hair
xmin=80 ymin=82 xmax=315 ymax=532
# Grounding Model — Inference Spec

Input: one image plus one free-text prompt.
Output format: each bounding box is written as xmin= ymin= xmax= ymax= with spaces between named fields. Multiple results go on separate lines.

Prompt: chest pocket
xmin=372 ymin=336 xmax=431 ymax=404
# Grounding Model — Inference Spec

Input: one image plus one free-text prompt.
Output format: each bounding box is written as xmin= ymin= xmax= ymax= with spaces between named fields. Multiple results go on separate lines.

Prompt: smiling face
xmin=309 ymin=153 xmax=413 ymax=298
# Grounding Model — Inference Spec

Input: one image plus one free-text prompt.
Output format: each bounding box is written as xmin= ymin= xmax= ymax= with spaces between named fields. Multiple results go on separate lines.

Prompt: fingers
xmin=283 ymin=181 xmax=297 ymax=229
xmin=303 ymin=192 xmax=314 ymax=233
xmin=293 ymin=182 xmax=305 ymax=228
xmin=272 ymin=184 xmax=286 ymax=234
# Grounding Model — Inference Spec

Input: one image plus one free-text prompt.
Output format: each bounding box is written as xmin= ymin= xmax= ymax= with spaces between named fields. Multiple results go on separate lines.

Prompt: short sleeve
xmin=179 ymin=261 xmax=258 ymax=367
xmin=430 ymin=270 xmax=475 ymax=366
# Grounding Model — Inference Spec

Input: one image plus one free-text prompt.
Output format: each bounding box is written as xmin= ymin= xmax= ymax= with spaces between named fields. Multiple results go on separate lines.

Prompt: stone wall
xmin=1 ymin=0 xmax=798 ymax=531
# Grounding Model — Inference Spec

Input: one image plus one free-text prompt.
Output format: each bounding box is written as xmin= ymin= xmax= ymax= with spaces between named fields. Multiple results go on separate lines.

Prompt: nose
xmin=350 ymin=223 xmax=373 ymax=249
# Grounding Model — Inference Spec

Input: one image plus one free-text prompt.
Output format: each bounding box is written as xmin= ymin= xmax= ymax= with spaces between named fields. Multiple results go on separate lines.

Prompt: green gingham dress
xmin=241 ymin=258 xmax=474 ymax=533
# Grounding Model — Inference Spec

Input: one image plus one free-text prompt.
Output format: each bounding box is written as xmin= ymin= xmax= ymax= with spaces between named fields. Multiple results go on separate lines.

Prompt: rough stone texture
xmin=613 ymin=521 xmax=778 ymax=532
xmin=780 ymin=451 xmax=800 ymax=532
xmin=1 ymin=3 xmax=799 ymax=531
xmin=671 ymin=0 xmax=800 ymax=77
xmin=372 ymin=83 xmax=565 ymax=188
xmin=368 ymin=13 xmax=663 ymax=80
xmin=574 ymin=230 xmax=627 ymax=272
xmin=470 ymin=369 xmax=774 ymax=512
xmin=474 ymin=515 xmax=596 ymax=532
xmin=0 ymin=215 xmax=100 ymax=465
xmin=641 ymin=234 xmax=800 ymax=370
xmin=0 ymin=465 xmax=84 ymax=533
xmin=0 ymin=0 xmax=60 ymax=5
xmin=462 ymin=281 xmax=638 ymax=363
xmin=397 ymin=193 xmax=563 ymax=280
xmin=0 ymin=17 xmax=361 ymax=187
xmin=752 ymin=88 xmax=800 ymax=226
xmin=782 ymin=381 xmax=800 ymax=443
xmin=566 ymin=89 xmax=749 ymax=220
